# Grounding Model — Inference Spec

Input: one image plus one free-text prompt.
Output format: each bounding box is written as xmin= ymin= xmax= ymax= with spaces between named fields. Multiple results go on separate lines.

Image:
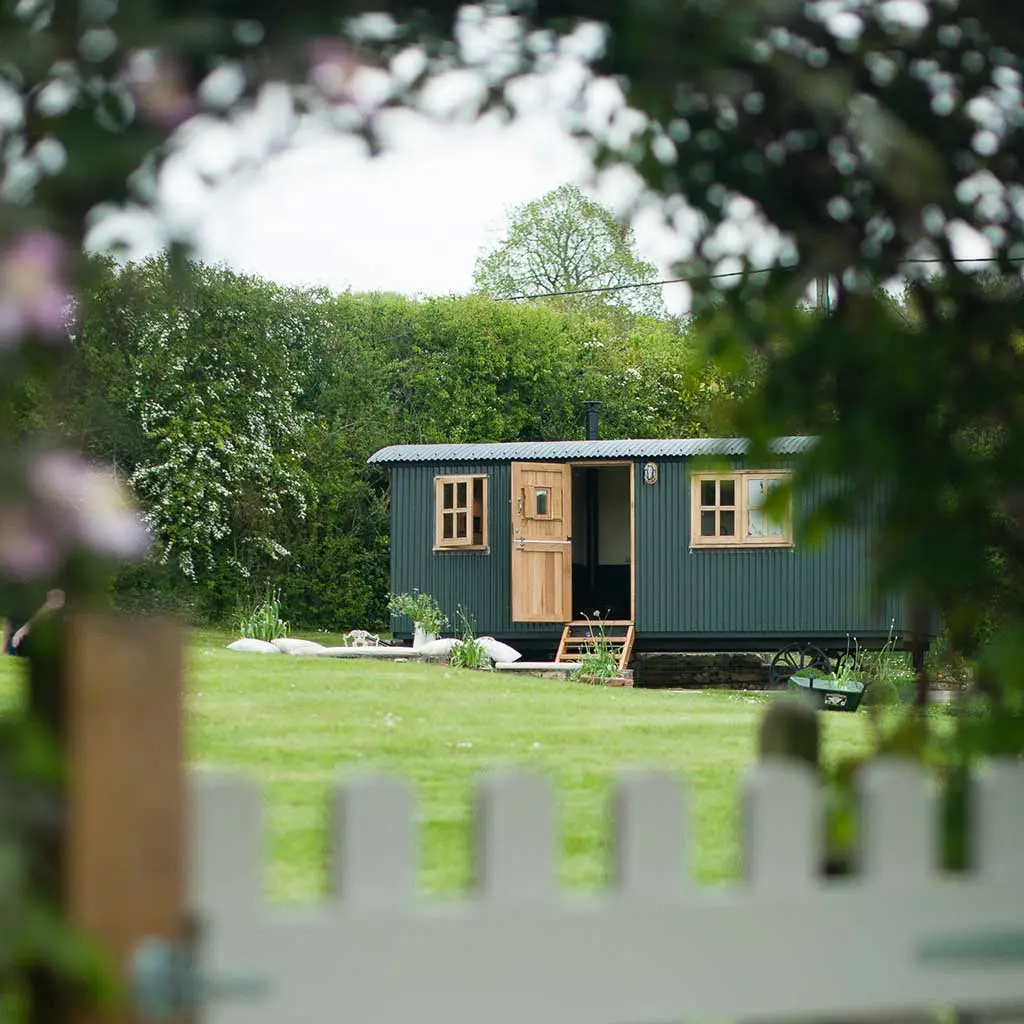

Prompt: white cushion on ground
xmin=417 ymin=637 xmax=461 ymax=658
xmin=477 ymin=637 xmax=522 ymax=663
xmin=227 ymin=638 xmax=280 ymax=654
xmin=272 ymin=638 xmax=326 ymax=654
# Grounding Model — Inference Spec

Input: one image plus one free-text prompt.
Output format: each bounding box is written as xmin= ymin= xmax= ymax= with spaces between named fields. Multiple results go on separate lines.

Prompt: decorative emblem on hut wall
xmin=643 ymin=462 xmax=658 ymax=485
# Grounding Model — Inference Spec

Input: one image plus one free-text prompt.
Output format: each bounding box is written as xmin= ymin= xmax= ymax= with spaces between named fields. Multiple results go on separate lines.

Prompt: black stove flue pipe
xmin=583 ymin=402 xmax=601 ymax=601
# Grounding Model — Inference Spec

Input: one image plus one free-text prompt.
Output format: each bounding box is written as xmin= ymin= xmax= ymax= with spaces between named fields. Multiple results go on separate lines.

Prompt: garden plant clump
xmin=238 ymin=585 xmax=290 ymax=642
xmin=448 ymin=608 xmax=491 ymax=671
xmin=577 ymin=618 xmax=620 ymax=684
xmin=849 ymin=625 xmax=918 ymax=707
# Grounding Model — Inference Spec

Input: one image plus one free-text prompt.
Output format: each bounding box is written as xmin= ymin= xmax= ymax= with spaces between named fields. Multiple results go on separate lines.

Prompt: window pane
xmin=442 ymin=482 xmax=454 ymax=509
xmin=473 ymin=477 xmax=484 ymax=502
xmin=535 ymin=488 xmax=549 ymax=516
xmin=473 ymin=516 xmax=483 ymax=546
xmin=720 ymin=510 xmax=735 ymax=536
xmin=700 ymin=480 xmax=716 ymax=506
xmin=720 ymin=479 xmax=735 ymax=506
xmin=767 ymin=517 xmax=784 ymax=536
xmin=456 ymin=481 xmax=467 ymax=507
xmin=747 ymin=478 xmax=765 ymax=507
xmin=700 ymin=510 xmax=716 ymax=536
xmin=456 ymin=512 xmax=467 ymax=538
xmin=442 ymin=512 xmax=454 ymax=539
xmin=748 ymin=509 xmax=766 ymax=537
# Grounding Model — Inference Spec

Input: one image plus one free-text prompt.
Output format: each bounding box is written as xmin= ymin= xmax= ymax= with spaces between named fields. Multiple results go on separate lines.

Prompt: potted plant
xmin=387 ymin=590 xmax=448 ymax=649
xmin=238 ymin=584 xmax=290 ymax=642
xmin=872 ymin=621 xmax=917 ymax=704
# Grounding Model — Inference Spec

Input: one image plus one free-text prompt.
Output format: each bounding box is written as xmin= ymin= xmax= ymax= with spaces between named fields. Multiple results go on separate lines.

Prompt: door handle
xmin=517 ymin=491 xmax=524 ymax=516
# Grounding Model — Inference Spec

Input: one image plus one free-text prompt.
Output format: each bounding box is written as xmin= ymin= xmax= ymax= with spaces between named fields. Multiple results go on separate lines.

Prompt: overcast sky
xmin=84 ymin=48 xmax=702 ymax=316
xmin=194 ymin=114 xmax=696 ymax=315
xmin=199 ymin=114 xmax=605 ymax=298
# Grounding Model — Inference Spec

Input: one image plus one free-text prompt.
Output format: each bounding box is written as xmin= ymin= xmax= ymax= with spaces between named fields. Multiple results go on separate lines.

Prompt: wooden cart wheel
xmin=768 ymin=642 xmax=832 ymax=688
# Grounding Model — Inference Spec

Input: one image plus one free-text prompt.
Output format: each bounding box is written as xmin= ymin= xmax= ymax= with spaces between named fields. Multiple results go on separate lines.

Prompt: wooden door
xmin=511 ymin=462 xmax=572 ymax=622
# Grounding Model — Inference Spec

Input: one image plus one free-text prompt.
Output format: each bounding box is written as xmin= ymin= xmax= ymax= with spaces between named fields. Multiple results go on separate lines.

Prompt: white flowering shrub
xmin=125 ymin=272 xmax=310 ymax=583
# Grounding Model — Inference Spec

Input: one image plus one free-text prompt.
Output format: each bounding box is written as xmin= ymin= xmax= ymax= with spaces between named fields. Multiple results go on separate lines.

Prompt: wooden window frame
xmin=690 ymin=470 xmax=793 ymax=549
xmin=530 ymin=486 xmax=553 ymax=520
xmin=434 ymin=474 xmax=489 ymax=551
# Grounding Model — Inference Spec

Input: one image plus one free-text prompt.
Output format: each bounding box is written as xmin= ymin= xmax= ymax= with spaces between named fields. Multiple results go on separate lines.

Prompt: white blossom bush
xmin=126 ymin=280 xmax=310 ymax=582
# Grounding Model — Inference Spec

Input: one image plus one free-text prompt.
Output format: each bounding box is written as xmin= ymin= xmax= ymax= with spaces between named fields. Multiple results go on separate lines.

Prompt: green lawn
xmin=1 ymin=628 xmax=877 ymax=903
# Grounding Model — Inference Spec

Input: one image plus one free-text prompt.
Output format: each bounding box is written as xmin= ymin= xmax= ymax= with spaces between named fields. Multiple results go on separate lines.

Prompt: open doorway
xmin=571 ymin=464 xmax=632 ymax=620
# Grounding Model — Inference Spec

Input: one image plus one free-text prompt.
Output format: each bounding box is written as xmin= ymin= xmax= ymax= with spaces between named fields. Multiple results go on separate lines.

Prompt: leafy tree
xmin=73 ymin=256 xmax=311 ymax=588
xmin=473 ymin=184 xmax=666 ymax=317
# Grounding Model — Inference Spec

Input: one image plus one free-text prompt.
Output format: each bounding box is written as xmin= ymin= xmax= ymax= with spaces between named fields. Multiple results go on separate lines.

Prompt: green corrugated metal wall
xmin=390 ymin=462 xmax=555 ymax=639
xmin=633 ymin=459 xmax=904 ymax=638
xmin=388 ymin=458 xmax=905 ymax=641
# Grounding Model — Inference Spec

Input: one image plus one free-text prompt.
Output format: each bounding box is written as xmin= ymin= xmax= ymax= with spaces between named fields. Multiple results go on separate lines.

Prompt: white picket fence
xmin=188 ymin=758 xmax=1024 ymax=1024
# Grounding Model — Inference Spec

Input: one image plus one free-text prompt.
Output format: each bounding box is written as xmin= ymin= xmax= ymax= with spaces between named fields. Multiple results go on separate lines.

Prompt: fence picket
xmin=192 ymin=772 xmax=262 ymax=916
xmin=613 ymin=771 xmax=687 ymax=900
xmin=857 ymin=758 xmax=935 ymax=882
xmin=743 ymin=759 xmax=820 ymax=886
xmin=473 ymin=771 xmax=554 ymax=903
xmin=973 ymin=760 xmax=1024 ymax=880
xmin=329 ymin=774 xmax=415 ymax=909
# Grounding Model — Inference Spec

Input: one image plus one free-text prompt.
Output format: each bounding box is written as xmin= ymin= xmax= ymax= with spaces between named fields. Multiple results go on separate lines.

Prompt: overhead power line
xmin=504 ymin=269 xmax=767 ymax=301
xmin=502 ymin=255 xmax=1023 ymax=302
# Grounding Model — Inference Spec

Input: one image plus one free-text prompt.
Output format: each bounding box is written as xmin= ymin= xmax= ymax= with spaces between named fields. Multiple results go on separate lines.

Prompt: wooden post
xmin=64 ymin=613 xmax=187 ymax=1024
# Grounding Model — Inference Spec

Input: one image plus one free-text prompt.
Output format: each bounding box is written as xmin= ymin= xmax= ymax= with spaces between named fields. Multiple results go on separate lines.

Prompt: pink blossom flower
xmin=124 ymin=50 xmax=196 ymax=129
xmin=309 ymin=38 xmax=363 ymax=104
xmin=0 ymin=230 xmax=73 ymax=346
xmin=29 ymin=450 xmax=151 ymax=562
xmin=0 ymin=503 xmax=61 ymax=581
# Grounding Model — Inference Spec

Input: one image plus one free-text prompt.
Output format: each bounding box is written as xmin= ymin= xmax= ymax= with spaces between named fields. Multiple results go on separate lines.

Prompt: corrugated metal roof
xmin=367 ymin=436 xmax=816 ymax=465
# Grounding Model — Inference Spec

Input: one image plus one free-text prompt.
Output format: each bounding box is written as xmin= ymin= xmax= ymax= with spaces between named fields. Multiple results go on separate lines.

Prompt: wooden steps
xmin=555 ymin=620 xmax=635 ymax=675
